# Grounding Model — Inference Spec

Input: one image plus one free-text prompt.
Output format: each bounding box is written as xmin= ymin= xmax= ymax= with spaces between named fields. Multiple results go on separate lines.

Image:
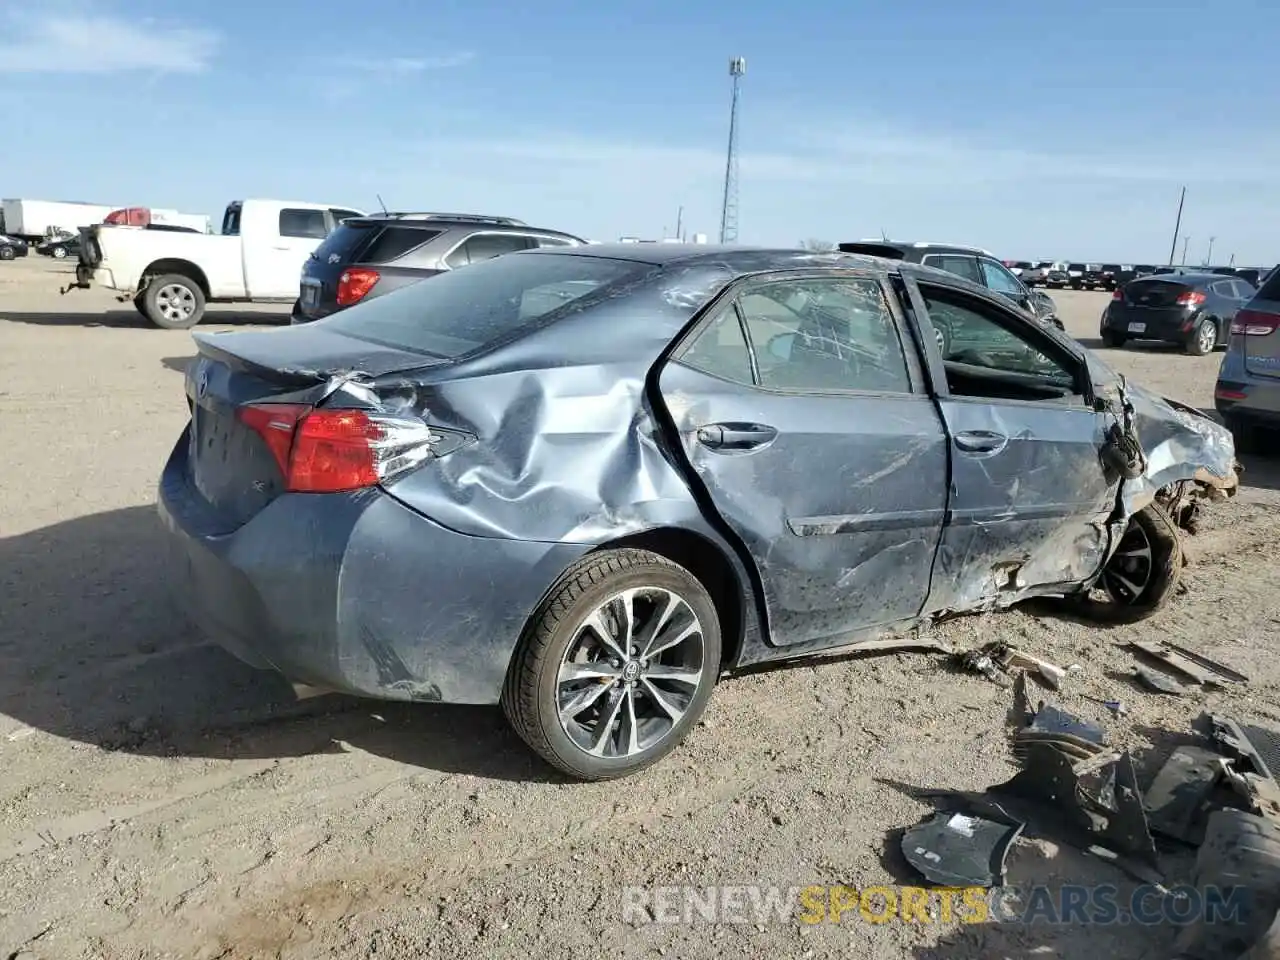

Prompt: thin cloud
xmin=346 ymin=52 xmax=476 ymax=76
xmin=0 ymin=13 xmax=219 ymax=74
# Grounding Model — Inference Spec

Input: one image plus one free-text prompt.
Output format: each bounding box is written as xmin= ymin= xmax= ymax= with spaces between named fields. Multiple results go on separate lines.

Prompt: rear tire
xmin=51 ymin=246 xmax=67 ymax=259
xmin=1073 ymin=502 xmax=1183 ymax=624
xmin=1186 ymin=318 xmax=1217 ymax=356
xmin=142 ymin=274 xmax=206 ymax=330
xmin=1101 ymin=329 xmax=1127 ymax=348
xmin=502 ymin=549 xmax=721 ymax=781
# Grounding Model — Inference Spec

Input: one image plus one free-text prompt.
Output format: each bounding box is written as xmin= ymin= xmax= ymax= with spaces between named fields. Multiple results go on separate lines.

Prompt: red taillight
xmin=1215 ymin=384 xmax=1248 ymax=401
xmin=336 ymin=268 xmax=380 ymax=306
xmin=1111 ymin=288 xmax=1123 ymax=301
xmin=236 ymin=403 xmax=309 ymax=477
xmin=236 ymin=403 xmax=452 ymax=493
xmin=1176 ymin=290 xmax=1207 ymax=308
xmin=1230 ymin=308 xmax=1280 ymax=336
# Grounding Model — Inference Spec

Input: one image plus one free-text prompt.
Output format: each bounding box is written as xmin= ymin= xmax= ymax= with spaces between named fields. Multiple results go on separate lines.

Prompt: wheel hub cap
xmin=556 ymin=587 xmax=705 ymax=760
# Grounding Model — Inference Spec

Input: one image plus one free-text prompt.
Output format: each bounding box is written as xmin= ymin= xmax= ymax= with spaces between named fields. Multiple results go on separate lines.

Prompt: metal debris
xmin=1130 ymin=639 xmax=1249 ymax=688
xmin=900 ymin=811 xmax=1024 ymax=888
xmin=1134 ymin=666 xmax=1187 ymax=696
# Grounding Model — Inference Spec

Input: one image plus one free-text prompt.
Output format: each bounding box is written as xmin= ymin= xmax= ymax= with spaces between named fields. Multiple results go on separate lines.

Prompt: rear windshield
xmin=320 ymin=252 xmax=646 ymax=358
xmin=311 ymin=222 xmax=376 ymax=263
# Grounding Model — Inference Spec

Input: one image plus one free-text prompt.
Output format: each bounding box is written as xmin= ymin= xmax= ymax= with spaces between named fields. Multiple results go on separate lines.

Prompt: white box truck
xmin=0 ymin=199 xmax=118 ymax=242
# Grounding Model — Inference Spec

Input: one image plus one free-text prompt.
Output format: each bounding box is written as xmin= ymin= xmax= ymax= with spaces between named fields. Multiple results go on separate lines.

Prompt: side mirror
xmin=767 ymin=332 xmax=795 ymax=361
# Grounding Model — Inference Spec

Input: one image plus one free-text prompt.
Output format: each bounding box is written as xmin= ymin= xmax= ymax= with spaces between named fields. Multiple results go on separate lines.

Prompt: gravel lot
xmin=2 ymin=256 xmax=1278 ymax=960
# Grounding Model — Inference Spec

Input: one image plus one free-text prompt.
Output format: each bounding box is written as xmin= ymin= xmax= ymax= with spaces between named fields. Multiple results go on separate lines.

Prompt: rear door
xmin=905 ymin=278 xmax=1118 ymax=610
xmin=658 ymin=272 xmax=949 ymax=649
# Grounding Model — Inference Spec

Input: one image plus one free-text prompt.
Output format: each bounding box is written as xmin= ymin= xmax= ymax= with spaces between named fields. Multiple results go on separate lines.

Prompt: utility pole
xmin=1181 ymin=235 xmax=1190 ymax=266
xmin=1205 ymin=236 xmax=1216 ymax=265
xmin=719 ymin=57 xmax=746 ymax=244
xmin=675 ymin=206 xmax=683 ymax=242
xmin=1167 ymin=186 xmax=1186 ymax=266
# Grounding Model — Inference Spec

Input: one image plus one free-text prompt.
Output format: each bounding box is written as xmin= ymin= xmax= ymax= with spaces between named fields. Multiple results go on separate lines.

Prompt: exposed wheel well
xmin=141 ymin=259 xmax=210 ymax=297
xmin=594 ymin=528 xmax=745 ymax=671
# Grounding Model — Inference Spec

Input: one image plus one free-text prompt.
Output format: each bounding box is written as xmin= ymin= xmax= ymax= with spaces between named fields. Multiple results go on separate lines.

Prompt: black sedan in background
xmin=1100 ymin=272 xmax=1256 ymax=355
xmin=36 ymin=234 xmax=80 ymax=259
xmin=0 ymin=234 xmax=29 ymax=260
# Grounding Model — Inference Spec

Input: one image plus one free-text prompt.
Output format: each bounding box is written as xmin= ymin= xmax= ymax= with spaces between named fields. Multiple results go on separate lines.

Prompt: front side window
xmin=922 ymin=254 xmax=982 ymax=285
xmin=980 ymin=258 xmax=1026 ymax=296
xmin=279 ymin=208 xmax=329 ymax=240
xmin=920 ymin=285 xmax=1079 ymax=400
xmin=735 ymin=277 xmax=913 ymax=393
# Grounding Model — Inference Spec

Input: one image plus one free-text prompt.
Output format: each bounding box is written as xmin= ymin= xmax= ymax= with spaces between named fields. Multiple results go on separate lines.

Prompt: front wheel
xmin=502 ymin=549 xmax=721 ymax=781
xmin=1186 ymin=318 xmax=1217 ymax=356
xmin=141 ymin=274 xmax=206 ymax=329
xmin=1074 ymin=503 xmax=1183 ymax=624
xmin=51 ymin=245 xmax=67 ymax=259
xmin=0 ymin=246 xmax=14 ymax=261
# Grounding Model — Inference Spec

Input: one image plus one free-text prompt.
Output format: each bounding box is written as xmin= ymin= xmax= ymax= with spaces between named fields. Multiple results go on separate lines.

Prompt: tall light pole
xmin=1181 ymin=235 xmax=1191 ymax=266
xmin=719 ymin=57 xmax=746 ymax=244
xmin=1167 ymin=186 xmax=1186 ymax=266
xmin=1206 ymin=236 xmax=1216 ymax=265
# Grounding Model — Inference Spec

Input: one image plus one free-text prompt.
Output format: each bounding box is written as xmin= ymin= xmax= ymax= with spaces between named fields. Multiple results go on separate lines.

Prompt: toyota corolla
xmin=159 ymin=245 xmax=1238 ymax=780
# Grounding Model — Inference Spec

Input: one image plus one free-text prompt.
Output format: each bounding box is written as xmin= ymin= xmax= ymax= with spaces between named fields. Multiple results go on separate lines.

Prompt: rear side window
xmin=1125 ymin=279 xmax=1187 ymax=307
xmin=279 ymin=208 xmax=329 ymax=240
xmin=222 ymin=205 xmax=242 ymax=236
xmin=361 ymin=226 xmax=441 ymax=263
xmin=321 ymin=253 xmax=644 ymax=358
xmin=922 ymin=254 xmax=982 ymax=285
xmin=445 ymin=233 xmax=534 ymax=268
xmin=735 ymin=277 xmax=913 ymax=394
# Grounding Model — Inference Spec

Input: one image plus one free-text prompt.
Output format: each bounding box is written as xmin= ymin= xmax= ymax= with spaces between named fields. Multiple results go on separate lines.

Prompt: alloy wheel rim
xmin=156 ymin=284 xmax=195 ymax=322
xmin=1198 ymin=322 xmax=1215 ymax=353
xmin=557 ymin=587 xmax=705 ymax=759
xmin=1102 ymin=521 xmax=1154 ymax=604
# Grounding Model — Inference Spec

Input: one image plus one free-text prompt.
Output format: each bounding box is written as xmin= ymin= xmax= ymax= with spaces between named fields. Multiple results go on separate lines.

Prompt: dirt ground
xmin=1 ymin=256 xmax=1277 ymax=960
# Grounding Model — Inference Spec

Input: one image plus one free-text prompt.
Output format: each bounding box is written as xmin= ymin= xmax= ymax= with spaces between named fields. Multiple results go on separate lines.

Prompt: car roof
xmin=343 ymin=212 xmax=583 ymax=238
xmin=1133 ymin=271 xmax=1225 ymax=285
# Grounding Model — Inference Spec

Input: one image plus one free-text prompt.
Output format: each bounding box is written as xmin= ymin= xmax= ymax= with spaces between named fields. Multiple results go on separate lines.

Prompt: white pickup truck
xmin=66 ymin=198 xmax=363 ymax=329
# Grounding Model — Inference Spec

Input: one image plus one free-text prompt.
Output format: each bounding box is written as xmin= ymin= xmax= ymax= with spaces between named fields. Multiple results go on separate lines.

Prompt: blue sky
xmin=1 ymin=0 xmax=1276 ymax=263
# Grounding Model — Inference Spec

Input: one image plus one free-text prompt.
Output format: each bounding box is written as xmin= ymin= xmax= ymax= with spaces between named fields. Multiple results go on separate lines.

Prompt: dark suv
xmin=293 ymin=213 xmax=585 ymax=322
xmin=838 ymin=240 xmax=1064 ymax=330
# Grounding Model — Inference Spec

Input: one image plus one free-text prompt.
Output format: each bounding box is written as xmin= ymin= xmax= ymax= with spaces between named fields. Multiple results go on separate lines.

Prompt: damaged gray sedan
xmin=158 ymin=245 xmax=1239 ymax=780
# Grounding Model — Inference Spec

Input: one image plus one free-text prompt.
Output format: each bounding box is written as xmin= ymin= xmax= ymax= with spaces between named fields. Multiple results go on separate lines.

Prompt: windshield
xmin=319 ymin=252 xmax=646 ymax=358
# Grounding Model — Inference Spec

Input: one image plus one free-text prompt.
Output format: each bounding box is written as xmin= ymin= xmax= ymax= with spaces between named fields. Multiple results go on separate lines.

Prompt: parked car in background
xmin=1065 ymin=263 xmax=1089 ymax=289
xmin=1215 ymin=267 xmax=1280 ymax=453
xmin=67 ymin=198 xmax=364 ymax=328
xmin=1021 ymin=261 xmax=1055 ymax=286
xmin=1097 ymin=264 xmax=1123 ymax=290
xmin=158 ymin=244 xmax=1237 ymax=780
xmin=0 ymin=233 xmax=29 ymax=260
xmin=1006 ymin=260 xmax=1033 ymax=279
xmin=36 ymin=232 xmax=80 ymax=259
xmin=1101 ymin=272 xmax=1255 ymax=355
xmin=1133 ymin=265 xmax=1157 ymax=279
xmin=1230 ymin=267 xmax=1268 ymax=287
xmin=292 ymin=212 xmax=585 ymax=323
xmin=836 ymin=240 xmax=1063 ymax=332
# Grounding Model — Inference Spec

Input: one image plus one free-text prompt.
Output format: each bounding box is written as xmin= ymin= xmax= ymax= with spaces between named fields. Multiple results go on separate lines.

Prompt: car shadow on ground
xmin=0 ymin=310 xmax=290 ymax=328
xmin=0 ymin=505 xmax=563 ymax=783
xmin=162 ymin=355 xmax=195 ymax=374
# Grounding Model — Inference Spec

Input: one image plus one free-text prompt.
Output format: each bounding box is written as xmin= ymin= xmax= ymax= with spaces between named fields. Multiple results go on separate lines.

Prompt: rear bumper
xmin=1103 ymin=305 xmax=1198 ymax=342
xmin=157 ymin=430 xmax=589 ymax=704
xmin=1215 ymin=348 xmax=1280 ymax=424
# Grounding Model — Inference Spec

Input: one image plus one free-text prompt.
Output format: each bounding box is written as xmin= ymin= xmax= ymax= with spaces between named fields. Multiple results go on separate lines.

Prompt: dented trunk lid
xmin=183 ymin=327 xmax=446 ymax=529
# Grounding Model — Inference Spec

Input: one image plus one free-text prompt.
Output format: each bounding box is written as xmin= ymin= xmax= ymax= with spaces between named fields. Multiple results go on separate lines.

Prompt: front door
xmin=907 ymin=279 xmax=1120 ymax=611
xmin=658 ymin=273 xmax=949 ymax=649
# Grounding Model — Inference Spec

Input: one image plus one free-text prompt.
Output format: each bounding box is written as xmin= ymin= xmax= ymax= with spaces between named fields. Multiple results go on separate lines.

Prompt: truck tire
xmin=142 ymin=274 xmax=206 ymax=329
